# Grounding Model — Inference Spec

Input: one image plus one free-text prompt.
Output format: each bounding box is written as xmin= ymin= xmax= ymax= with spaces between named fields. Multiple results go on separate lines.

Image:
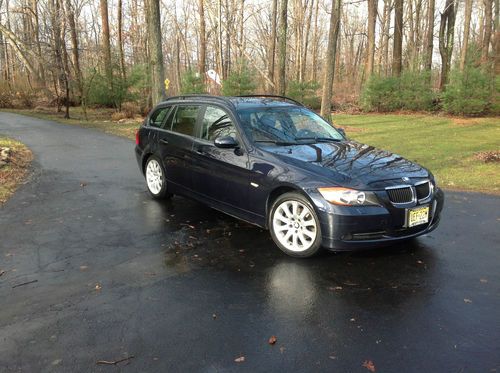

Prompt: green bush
xmin=85 ymin=64 xmax=150 ymax=109
xmin=286 ymin=80 xmax=321 ymax=109
xmin=180 ymin=69 xmax=206 ymax=94
xmin=361 ymin=71 xmax=435 ymax=112
xmin=442 ymin=67 xmax=495 ymax=116
xmin=221 ymin=63 xmax=257 ymax=96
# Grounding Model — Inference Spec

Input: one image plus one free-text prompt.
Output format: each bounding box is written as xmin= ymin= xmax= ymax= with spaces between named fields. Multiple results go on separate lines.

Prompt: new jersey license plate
xmin=407 ymin=206 xmax=430 ymax=227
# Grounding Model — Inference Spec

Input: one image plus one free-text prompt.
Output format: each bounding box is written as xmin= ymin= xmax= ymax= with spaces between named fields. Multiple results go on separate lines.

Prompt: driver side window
xmin=200 ymin=106 xmax=237 ymax=141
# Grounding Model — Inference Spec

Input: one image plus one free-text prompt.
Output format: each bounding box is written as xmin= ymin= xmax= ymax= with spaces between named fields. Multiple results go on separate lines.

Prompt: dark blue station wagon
xmin=135 ymin=95 xmax=444 ymax=257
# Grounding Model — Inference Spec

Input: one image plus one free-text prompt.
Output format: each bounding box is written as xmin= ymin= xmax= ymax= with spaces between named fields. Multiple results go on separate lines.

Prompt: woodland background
xmin=0 ymin=0 xmax=498 ymax=119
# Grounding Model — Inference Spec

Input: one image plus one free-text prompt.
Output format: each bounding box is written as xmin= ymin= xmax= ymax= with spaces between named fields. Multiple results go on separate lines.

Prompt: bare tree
xmin=146 ymin=0 xmax=166 ymax=104
xmin=99 ymin=0 xmax=113 ymax=89
xmin=277 ymin=0 xmax=288 ymax=95
xmin=199 ymin=0 xmax=206 ymax=75
xmin=439 ymin=0 xmax=456 ymax=89
xmin=460 ymin=0 xmax=473 ymax=70
xmin=118 ymin=0 xmax=126 ymax=80
xmin=268 ymin=0 xmax=278 ymax=91
xmin=424 ymin=0 xmax=435 ymax=73
xmin=320 ymin=0 xmax=341 ymax=117
xmin=364 ymin=0 xmax=377 ymax=78
xmin=481 ymin=0 xmax=493 ymax=63
xmin=392 ymin=0 xmax=403 ymax=76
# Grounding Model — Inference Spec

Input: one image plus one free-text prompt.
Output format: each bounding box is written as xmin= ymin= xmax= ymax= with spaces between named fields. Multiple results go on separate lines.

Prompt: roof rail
xmin=163 ymin=94 xmax=236 ymax=109
xmin=236 ymin=95 xmax=304 ymax=107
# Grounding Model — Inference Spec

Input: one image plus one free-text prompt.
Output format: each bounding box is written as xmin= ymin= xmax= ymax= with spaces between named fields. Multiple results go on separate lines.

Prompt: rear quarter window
xmin=149 ymin=107 xmax=172 ymax=128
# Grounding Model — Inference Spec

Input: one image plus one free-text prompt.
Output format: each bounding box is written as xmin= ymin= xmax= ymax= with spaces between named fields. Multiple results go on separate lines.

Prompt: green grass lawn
xmin=3 ymin=108 xmax=499 ymax=193
xmin=334 ymin=114 xmax=500 ymax=193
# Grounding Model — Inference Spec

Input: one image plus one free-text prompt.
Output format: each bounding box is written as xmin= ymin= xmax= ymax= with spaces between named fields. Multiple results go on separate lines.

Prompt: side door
xmin=190 ymin=104 xmax=252 ymax=215
xmin=156 ymin=104 xmax=201 ymax=193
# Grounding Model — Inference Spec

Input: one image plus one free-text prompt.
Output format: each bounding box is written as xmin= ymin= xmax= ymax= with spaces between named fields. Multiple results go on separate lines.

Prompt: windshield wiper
xmin=294 ymin=137 xmax=342 ymax=143
xmin=254 ymin=139 xmax=299 ymax=146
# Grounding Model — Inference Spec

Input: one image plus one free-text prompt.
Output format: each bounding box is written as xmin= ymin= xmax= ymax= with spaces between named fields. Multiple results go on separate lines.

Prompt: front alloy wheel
xmin=270 ymin=192 xmax=322 ymax=257
xmin=145 ymin=156 xmax=171 ymax=199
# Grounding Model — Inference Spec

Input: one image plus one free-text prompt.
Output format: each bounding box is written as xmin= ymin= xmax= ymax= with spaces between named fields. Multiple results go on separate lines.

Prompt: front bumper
xmin=310 ymin=187 xmax=444 ymax=251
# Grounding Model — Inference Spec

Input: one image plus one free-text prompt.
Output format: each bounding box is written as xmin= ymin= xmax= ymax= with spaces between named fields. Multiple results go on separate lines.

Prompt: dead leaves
xmin=464 ymin=298 xmax=472 ymax=303
xmin=362 ymin=359 xmax=376 ymax=372
xmin=268 ymin=335 xmax=277 ymax=345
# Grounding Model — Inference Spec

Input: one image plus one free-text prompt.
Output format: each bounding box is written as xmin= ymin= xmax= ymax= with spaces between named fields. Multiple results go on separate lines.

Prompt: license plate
xmin=407 ymin=206 xmax=430 ymax=227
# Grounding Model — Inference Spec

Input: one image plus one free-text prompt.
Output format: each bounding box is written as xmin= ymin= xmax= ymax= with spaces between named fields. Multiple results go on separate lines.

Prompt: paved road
xmin=1 ymin=112 xmax=499 ymax=372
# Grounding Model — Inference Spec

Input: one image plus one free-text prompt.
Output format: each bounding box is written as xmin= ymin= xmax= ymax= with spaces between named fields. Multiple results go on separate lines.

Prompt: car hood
xmin=261 ymin=140 xmax=429 ymax=189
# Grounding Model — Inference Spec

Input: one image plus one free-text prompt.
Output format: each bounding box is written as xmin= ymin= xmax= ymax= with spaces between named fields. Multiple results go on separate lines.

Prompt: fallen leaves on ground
xmin=95 ymin=283 xmax=102 ymax=291
xmin=234 ymin=356 xmax=245 ymax=363
xmin=268 ymin=336 xmax=277 ymax=345
xmin=362 ymin=360 xmax=376 ymax=372
xmin=474 ymin=151 xmax=500 ymax=163
xmin=464 ymin=298 xmax=472 ymax=303
xmin=480 ymin=278 xmax=488 ymax=283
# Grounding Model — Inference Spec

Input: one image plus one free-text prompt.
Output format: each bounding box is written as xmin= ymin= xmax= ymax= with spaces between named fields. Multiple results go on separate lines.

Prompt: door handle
xmin=195 ymin=148 xmax=204 ymax=155
xmin=160 ymin=139 xmax=169 ymax=145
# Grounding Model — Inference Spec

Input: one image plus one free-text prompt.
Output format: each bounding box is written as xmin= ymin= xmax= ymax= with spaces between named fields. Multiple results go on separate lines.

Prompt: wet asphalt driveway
xmin=0 ymin=112 xmax=499 ymax=372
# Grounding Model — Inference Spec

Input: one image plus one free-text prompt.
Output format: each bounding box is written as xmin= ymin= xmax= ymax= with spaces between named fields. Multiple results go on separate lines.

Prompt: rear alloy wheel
xmin=145 ymin=156 xmax=171 ymax=199
xmin=269 ymin=192 xmax=322 ymax=257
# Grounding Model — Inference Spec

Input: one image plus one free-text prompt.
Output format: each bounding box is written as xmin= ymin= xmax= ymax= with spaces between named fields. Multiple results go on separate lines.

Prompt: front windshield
xmin=236 ymin=106 xmax=343 ymax=145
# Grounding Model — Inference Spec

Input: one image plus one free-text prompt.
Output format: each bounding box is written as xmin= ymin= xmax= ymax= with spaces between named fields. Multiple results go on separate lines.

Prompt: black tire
xmin=269 ymin=192 xmax=322 ymax=258
xmin=144 ymin=155 xmax=172 ymax=200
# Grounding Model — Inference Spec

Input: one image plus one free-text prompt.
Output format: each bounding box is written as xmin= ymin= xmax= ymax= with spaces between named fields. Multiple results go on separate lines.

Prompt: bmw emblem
xmin=402 ymin=177 xmax=411 ymax=182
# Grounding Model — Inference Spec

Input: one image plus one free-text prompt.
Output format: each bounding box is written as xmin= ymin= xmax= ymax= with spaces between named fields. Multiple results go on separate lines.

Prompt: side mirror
xmin=214 ymin=136 xmax=239 ymax=149
xmin=337 ymin=127 xmax=346 ymax=137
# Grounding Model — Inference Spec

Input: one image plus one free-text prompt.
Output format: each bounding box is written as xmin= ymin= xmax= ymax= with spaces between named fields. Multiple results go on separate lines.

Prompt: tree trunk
xmin=64 ymin=0 xmax=83 ymax=103
xmin=268 ymin=0 xmax=278 ymax=91
xmin=493 ymin=0 xmax=499 ymax=74
xmin=460 ymin=0 xmax=473 ymax=70
xmin=378 ymin=0 xmax=392 ymax=75
xmin=146 ymin=0 xmax=166 ymax=104
xmin=99 ymin=0 xmax=113 ymax=90
xmin=320 ymin=0 xmax=341 ymax=118
xmin=301 ymin=0 xmax=314 ymax=81
xmin=364 ymin=0 xmax=377 ymax=78
xmin=482 ymin=0 xmax=493 ymax=63
xmin=424 ymin=0 xmax=435 ymax=73
xmin=439 ymin=0 xmax=456 ymax=90
xmin=239 ymin=0 xmax=245 ymax=61
xmin=392 ymin=0 xmax=403 ymax=76
xmin=31 ymin=0 xmax=45 ymax=84
xmin=199 ymin=0 xmax=206 ymax=75
xmin=117 ymin=0 xmax=126 ymax=81
xmin=277 ymin=0 xmax=288 ymax=95
xmin=311 ymin=0 xmax=320 ymax=81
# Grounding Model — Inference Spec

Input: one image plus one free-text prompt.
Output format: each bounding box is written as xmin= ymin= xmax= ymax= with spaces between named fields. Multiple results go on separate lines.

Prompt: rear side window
xmin=169 ymin=106 xmax=199 ymax=136
xmin=149 ymin=107 xmax=171 ymax=128
xmin=200 ymin=106 xmax=237 ymax=141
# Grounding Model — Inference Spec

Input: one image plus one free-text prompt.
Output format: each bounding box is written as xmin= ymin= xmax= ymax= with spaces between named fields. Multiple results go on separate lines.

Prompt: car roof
xmin=159 ymin=95 xmax=303 ymax=111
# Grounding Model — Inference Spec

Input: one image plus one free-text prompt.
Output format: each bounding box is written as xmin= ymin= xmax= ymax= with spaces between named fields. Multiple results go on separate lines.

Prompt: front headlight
xmin=318 ymin=187 xmax=379 ymax=206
